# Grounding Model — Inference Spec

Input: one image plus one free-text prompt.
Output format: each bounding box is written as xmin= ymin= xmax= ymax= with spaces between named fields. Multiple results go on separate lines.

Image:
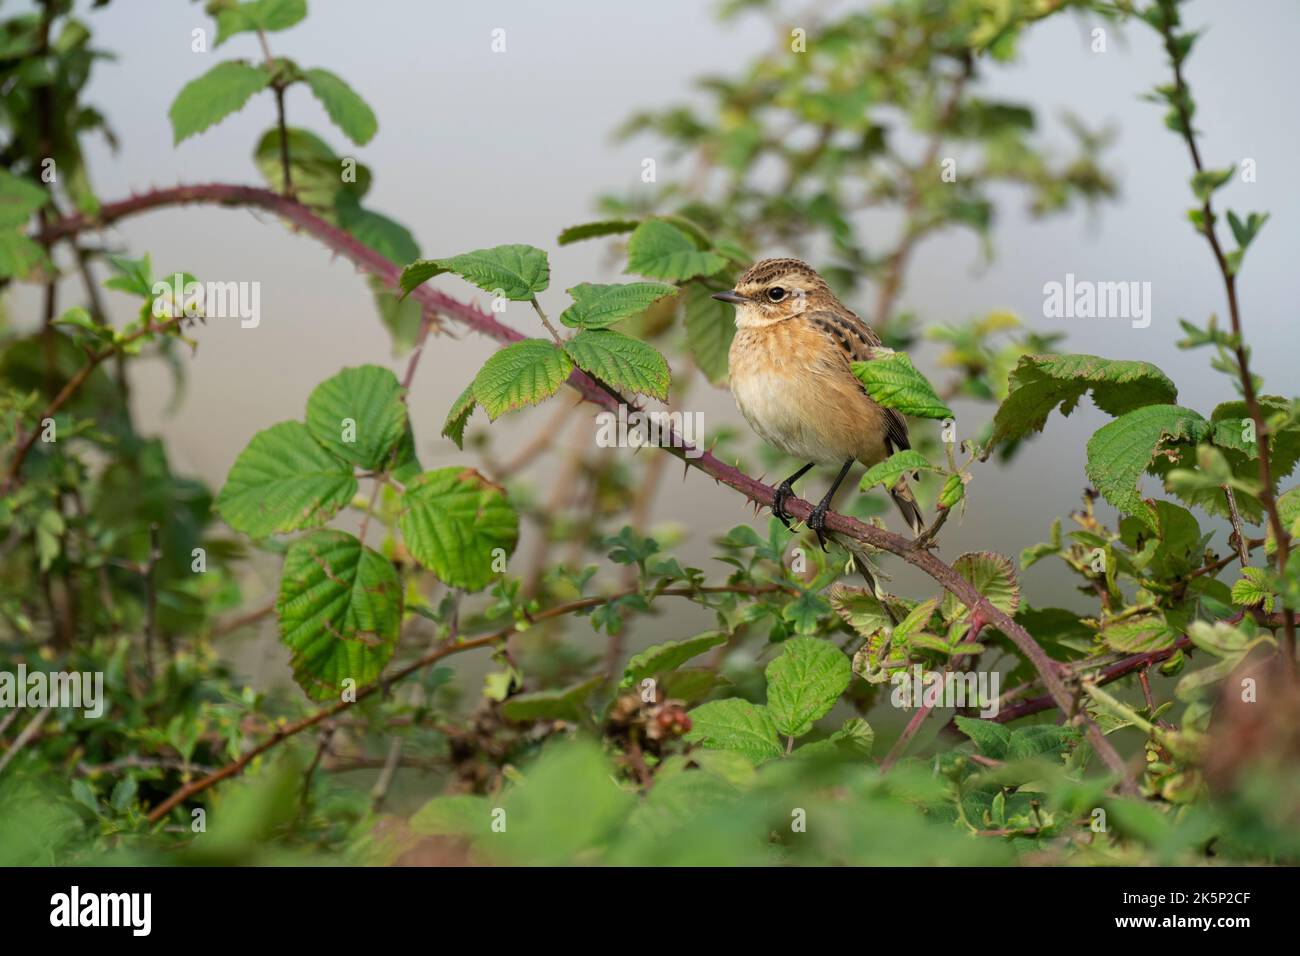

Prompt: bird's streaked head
xmin=711 ymin=258 xmax=834 ymax=327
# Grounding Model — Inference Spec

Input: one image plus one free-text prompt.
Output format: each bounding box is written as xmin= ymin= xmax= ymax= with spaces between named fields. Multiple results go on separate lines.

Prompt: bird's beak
xmin=711 ymin=290 xmax=750 ymax=305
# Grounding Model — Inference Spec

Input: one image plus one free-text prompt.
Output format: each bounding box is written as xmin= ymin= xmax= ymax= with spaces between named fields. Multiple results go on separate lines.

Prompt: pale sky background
xmin=9 ymin=0 xmax=1299 ymax=686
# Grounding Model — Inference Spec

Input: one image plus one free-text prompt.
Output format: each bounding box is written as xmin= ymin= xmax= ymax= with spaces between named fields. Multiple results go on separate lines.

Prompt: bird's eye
xmin=767 ymin=287 xmax=787 ymax=302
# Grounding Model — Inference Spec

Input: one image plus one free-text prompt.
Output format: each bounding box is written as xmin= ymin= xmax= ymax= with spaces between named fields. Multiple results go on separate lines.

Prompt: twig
xmin=1157 ymin=13 xmax=1296 ymax=669
xmin=145 ymin=581 xmax=783 ymax=822
xmin=0 ymin=707 xmax=52 ymax=776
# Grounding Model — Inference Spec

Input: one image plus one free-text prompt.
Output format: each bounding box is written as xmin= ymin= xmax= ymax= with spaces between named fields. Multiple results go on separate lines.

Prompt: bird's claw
xmin=807 ymin=503 xmax=831 ymax=552
xmin=771 ymin=481 xmax=795 ymax=529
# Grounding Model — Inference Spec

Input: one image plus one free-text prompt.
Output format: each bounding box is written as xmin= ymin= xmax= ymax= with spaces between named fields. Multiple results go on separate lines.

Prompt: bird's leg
xmin=807 ymin=458 xmax=854 ymax=551
xmin=772 ymin=462 xmax=815 ymax=528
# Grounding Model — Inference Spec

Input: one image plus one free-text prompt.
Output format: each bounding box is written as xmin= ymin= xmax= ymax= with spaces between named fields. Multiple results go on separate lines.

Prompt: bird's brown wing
xmin=806 ymin=308 xmax=911 ymax=452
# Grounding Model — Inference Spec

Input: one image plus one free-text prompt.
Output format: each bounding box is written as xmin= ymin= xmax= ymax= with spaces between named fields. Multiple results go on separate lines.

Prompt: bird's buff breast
xmin=728 ymin=322 xmax=887 ymax=466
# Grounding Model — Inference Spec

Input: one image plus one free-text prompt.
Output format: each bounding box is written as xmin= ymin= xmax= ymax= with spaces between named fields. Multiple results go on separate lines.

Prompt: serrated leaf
xmin=941 ymin=551 xmax=1020 ymax=621
xmin=401 ymin=243 xmax=549 ymax=300
xmin=472 ymin=339 xmax=572 ymax=420
xmin=621 ymin=632 xmax=727 ymax=688
xmin=682 ymin=282 xmax=734 ymax=384
xmin=895 ymin=596 xmax=939 ymax=641
xmin=559 ymin=282 xmax=677 ymax=330
xmin=215 ymin=420 xmax=356 ymax=537
xmin=1230 ymin=567 xmax=1275 ymax=612
xmin=305 ymin=365 xmax=408 ymax=470
xmin=169 ymin=60 xmax=271 ymax=144
xmin=684 ymin=699 xmax=783 ymax=763
xmin=1006 ymin=725 xmax=1079 ymax=760
xmin=500 ymin=676 xmax=604 ymax=723
xmin=764 ymin=637 xmax=852 ymax=738
xmin=303 ymin=68 xmax=377 ymax=146
xmin=563 ymin=330 xmax=670 ymax=401
xmin=829 ymin=583 xmax=907 ymax=636
xmin=989 ymin=354 xmax=1179 ymax=451
xmin=276 ymin=530 xmax=402 ymax=701
xmin=625 ymin=220 xmax=727 ymax=282
xmin=398 ymin=467 xmax=519 ymax=591
xmin=859 ymin=449 xmax=937 ymax=492
xmin=557 ymin=219 xmax=639 ymax=245
xmin=214 ymin=0 xmax=306 ymax=46
xmin=1085 ymin=404 xmax=1209 ymax=530
xmin=850 ymin=351 xmax=952 ymax=419
xmin=954 ymin=715 xmax=1011 ymax=759
xmin=441 ymin=383 xmax=477 ymax=449
xmin=1101 ymin=612 xmax=1177 ymax=653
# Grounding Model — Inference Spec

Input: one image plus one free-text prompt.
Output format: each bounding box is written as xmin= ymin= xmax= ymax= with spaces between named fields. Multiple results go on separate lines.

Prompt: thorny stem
xmin=1158 ymin=15 xmax=1296 ymax=670
xmin=33 ymin=182 xmax=1136 ymax=792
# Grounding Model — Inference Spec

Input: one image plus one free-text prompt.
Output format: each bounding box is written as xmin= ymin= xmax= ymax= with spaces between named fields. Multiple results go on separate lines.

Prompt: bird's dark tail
xmin=890 ymin=476 xmax=924 ymax=537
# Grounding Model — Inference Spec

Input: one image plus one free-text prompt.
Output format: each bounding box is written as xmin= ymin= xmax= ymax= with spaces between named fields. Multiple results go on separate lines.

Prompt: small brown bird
xmin=714 ymin=258 xmax=923 ymax=548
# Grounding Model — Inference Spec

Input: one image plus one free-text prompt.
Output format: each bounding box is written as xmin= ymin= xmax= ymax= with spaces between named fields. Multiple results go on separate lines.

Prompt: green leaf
xmin=398 ymin=467 xmax=519 ymax=591
xmin=401 ymin=244 xmax=549 ymax=300
xmin=764 ymin=637 xmax=852 ymax=738
xmin=850 ymin=351 xmax=952 ymax=420
xmin=253 ymin=126 xmax=372 ymax=209
xmin=939 ymin=473 xmax=966 ymax=509
xmin=169 ymin=61 xmax=271 ymax=144
xmin=305 ymin=365 xmax=408 ymax=470
xmin=940 ymin=551 xmax=1021 ymax=621
xmin=1006 ymin=725 xmax=1079 ymax=760
xmin=1226 ymin=210 xmax=1268 ymax=250
xmin=954 ymin=715 xmax=1011 ymax=759
xmin=684 ymin=699 xmax=783 ymax=763
xmin=276 ymin=530 xmax=402 ymax=701
xmin=859 ymin=449 xmax=937 ymax=492
xmin=500 ymin=676 xmax=604 ymax=723
xmin=829 ymin=583 xmax=906 ymax=636
xmin=988 ymin=354 xmax=1179 ymax=451
xmin=621 ymin=632 xmax=727 ymax=688
xmin=1085 ymin=404 xmax=1209 ymax=529
xmin=1190 ymin=166 xmax=1233 ymax=202
xmin=1230 ymin=567 xmax=1276 ymax=612
xmin=441 ymin=383 xmax=477 ymax=449
xmin=303 ymin=68 xmax=378 ymax=146
xmin=559 ymin=282 xmax=677 ymax=330
xmin=472 ymin=339 xmax=572 ymax=420
xmin=563 ymin=330 xmax=670 ymax=401
xmin=336 ymin=196 xmax=418 ymax=265
xmin=624 ymin=220 xmax=727 ymax=281
xmin=0 ymin=170 xmax=49 ymax=228
xmin=682 ymin=282 xmax=735 ymax=384
xmin=214 ymin=0 xmax=306 ymax=46
xmin=557 ymin=219 xmax=639 ymax=245
xmin=215 ymin=421 xmax=357 ymax=538
xmin=1101 ymin=612 xmax=1178 ymax=653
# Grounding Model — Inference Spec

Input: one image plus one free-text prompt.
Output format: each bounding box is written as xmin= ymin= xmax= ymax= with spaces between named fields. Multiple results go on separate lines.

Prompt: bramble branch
xmin=34 ymin=182 xmax=1134 ymax=790
xmin=1155 ymin=11 xmax=1297 ymax=668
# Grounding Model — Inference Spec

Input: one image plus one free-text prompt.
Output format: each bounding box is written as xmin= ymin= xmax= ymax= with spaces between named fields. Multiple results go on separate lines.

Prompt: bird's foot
xmin=771 ymin=480 xmax=796 ymax=530
xmin=807 ymin=501 xmax=831 ymax=552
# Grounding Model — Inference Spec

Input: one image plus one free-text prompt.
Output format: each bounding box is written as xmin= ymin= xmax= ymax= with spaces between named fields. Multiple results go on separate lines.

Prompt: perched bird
xmin=714 ymin=258 xmax=924 ymax=549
